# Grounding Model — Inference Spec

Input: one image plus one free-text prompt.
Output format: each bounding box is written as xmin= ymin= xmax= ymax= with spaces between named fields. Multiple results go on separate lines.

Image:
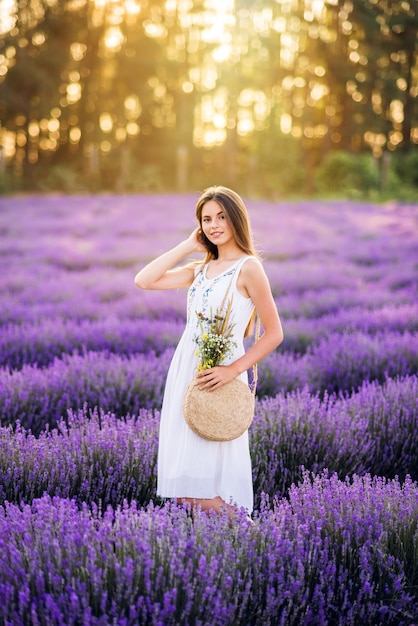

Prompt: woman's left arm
xmin=231 ymin=257 xmax=283 ymax=376
xmin=196 ymin=258 xmax=283 ymax=390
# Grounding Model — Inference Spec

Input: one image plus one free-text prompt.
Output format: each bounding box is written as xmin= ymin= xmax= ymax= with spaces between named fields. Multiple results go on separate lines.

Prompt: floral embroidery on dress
xmin=187 ymin=264 xmax=238 ymax=331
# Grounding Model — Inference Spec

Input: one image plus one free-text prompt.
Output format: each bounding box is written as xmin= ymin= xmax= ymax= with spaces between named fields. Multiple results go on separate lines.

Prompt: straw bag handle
xmin=217 ymin=262 xmax=260 ymax=397
xmin=250 ymin=316 xmax=260 ymax=395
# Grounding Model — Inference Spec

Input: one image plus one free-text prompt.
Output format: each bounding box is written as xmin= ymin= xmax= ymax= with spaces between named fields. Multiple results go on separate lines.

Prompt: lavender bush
xmin=282 ymin=303 xmax=418 ymax=353
xmin=0 ymin=317 xmax=182 ymax=369
xmin=0 ymin=408 xmax=159 ymax=508
xmin=257 ymin=330 xmax=418 ymax=396
xmin=251 ymin=375 xmax=418 ymax=503
xmin=0 ymin=350 xmax=173 ymax=434
xmin=0 ymin=473 xmax=416 ymax=625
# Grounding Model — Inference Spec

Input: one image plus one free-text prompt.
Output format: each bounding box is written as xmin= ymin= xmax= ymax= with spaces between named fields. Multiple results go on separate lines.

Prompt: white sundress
xmin=157 ymin=255 xmax=256 ymax=513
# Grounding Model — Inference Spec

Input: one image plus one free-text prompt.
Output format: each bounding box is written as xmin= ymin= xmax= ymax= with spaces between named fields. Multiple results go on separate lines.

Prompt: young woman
xmin=135 ymin=186 xmax=283 ymax=517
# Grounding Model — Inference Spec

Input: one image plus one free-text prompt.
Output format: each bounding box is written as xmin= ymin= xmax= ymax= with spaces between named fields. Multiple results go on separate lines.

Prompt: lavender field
xmin=0 ymin=194 xmax=417 ymax=625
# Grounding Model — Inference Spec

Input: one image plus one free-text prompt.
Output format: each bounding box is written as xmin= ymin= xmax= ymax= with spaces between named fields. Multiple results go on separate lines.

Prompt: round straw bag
xmin=183 ymin=377 xmax=255 ymax=442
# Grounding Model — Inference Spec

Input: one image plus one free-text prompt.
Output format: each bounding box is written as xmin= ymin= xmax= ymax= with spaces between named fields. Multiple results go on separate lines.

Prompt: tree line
xmin=0 ymin=0 xmax=417 ymax=196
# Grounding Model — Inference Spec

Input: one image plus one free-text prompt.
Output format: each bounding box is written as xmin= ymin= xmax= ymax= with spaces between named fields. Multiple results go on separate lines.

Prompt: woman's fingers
xmin=195 ymin=367 xmax=230 ymax=391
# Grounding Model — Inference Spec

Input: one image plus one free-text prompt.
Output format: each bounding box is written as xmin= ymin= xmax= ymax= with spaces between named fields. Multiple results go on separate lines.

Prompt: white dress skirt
xmin=157 ymin=255 xmax=256 ymax=513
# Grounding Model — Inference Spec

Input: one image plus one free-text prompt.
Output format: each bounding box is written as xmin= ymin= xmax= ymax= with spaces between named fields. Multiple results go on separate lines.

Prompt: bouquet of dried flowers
xmin=194 ymin=296 xmax=237 ymax=371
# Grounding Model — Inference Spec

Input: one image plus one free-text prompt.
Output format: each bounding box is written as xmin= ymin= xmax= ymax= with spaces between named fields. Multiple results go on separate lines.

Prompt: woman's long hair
xmin=195 ymin=186 xmax=259 ymax=336
xmin=195 ymin=186 xmax=259 ymax=262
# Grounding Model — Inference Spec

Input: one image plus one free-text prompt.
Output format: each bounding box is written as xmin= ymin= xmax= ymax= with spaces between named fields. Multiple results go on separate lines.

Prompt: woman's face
xmin=200 ymin=200 xmax=234 ymax=247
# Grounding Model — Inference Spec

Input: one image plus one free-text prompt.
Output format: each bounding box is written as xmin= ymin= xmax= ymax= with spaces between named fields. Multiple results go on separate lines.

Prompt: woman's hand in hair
xmin=188 ymin=227 xmax=208 ymax=253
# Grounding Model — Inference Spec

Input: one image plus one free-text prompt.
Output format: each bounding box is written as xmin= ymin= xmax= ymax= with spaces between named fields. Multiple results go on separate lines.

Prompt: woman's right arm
xmin=134 ymin=228 xmax=206 ymax=290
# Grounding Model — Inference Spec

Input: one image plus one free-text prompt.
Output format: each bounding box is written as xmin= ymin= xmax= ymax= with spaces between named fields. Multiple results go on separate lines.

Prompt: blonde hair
xmin=195 ymin=185 xmax=259 ymax=264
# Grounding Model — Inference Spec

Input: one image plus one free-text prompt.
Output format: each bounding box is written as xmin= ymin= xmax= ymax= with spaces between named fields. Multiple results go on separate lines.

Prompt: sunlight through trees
xmin=0 ymin=0 xmax=417 ymax=193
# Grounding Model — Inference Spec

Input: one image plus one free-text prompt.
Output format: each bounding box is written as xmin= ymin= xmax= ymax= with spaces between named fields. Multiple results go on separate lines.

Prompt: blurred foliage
xmin=393 ymin=149 xmax=418 ymax=187
xmin=38 ymin=164 xmax=87 ymax=193
xmin=0 ymin=0 xmax=416 ymax=196
xmin=314 ymin=151 xmax=380 ymax=196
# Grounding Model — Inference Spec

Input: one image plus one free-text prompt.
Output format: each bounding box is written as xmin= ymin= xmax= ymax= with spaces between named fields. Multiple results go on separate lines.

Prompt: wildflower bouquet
xmin=194 ymin=296 xmax=237 ymax=371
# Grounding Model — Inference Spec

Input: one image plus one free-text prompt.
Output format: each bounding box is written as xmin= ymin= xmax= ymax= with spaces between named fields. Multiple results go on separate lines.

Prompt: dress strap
xmin=193 ymin=262 xmax=206 ymax=278
xmin=230 ymin=255 xmax=255 ymax=289
xmin=237 ymin=255 xmax=256 ymax=272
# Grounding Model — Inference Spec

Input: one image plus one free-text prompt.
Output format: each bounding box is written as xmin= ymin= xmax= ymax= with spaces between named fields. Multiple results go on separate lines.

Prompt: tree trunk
xmin=400 ymin=26 xmax=417 ymax=152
